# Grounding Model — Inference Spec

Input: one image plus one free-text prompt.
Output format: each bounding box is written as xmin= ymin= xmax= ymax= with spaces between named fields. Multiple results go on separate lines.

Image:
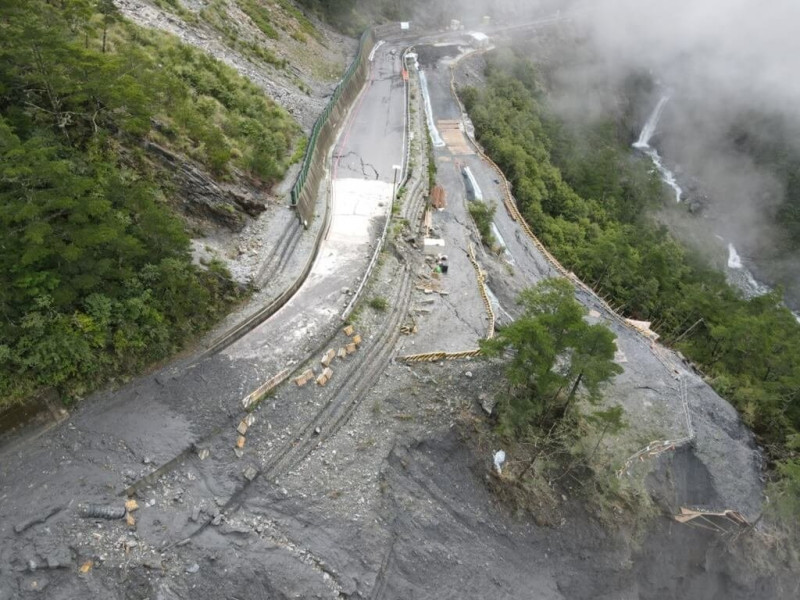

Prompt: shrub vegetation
xmin=0 ymin=0 xmax=299 ymax=407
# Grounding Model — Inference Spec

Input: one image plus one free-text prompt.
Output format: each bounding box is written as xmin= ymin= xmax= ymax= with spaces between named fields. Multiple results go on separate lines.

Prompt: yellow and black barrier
xmin=468 ymin=242 xmax=495 ymax=340
xmin=396 ymin=348 xmax=482 ymax=363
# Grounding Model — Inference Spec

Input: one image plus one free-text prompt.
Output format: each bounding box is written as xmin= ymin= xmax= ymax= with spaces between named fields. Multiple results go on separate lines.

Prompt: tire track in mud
xmin=401 ymin=168 xmax=427 ymax=231
xmin=186 ymin=263 xmax=415 ymax=539
xmin=265 ymin=273 xmax=413 ymax=479
xmin=253 ymin=217 xmax=303 ymax=288
xmin=370 ymin=533 xmax=397 ymax=600
xmin=271 ymin=222 xmax=304 ymax=277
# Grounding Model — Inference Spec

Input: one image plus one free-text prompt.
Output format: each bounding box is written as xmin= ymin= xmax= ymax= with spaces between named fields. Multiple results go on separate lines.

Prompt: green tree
xmin=768 ymin=457 xmax=800 ymax=530
xmin=468 ymin=201 xmax=497 ymax=247
xmin=565 ymin=323 xmax=623 ymax=405
xmin=481 ymin=278 xmax=622 ymax=436
xmin=96 ymin=0 xmax=120 ymax=53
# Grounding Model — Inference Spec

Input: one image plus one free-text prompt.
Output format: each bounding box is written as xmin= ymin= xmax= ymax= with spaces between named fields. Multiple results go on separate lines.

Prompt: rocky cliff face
xmin=146 ymin=142 xmax=263 ymax=232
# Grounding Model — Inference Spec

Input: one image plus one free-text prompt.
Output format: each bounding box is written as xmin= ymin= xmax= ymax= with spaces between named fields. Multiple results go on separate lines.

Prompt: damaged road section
xmin=0 ymin=38 xmax=408 ymax=600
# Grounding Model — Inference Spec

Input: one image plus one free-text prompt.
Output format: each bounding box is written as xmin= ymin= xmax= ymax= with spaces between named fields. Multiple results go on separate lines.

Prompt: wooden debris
xmin=316 ymin=367 xmax=334 ymax=386
xmin=295 ymin=368 xmax=315 ymax=387
xmin=321 ymin=349 xmax=336 ymax=367
xmin=431 ymin=184 xmax=446 ymax=209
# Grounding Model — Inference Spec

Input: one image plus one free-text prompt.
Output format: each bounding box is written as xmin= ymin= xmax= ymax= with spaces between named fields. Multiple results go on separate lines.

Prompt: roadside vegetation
xmin=461 ymin=49 xmax=800 ymax=523
xmin=0 ymin=1 xmax=301 ymax=408
xmin=368 ymin=296 xmax=389 ymax=311
xmin=467 ymin=201 xmax=497 ymax=247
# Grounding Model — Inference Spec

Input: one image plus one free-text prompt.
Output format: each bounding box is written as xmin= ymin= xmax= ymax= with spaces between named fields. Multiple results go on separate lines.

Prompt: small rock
xmin=233 ymin=448 xmax=244 ymax=459
xmin=186 ymin=563 xmax=200 ymax=574
xmin=190 ymin=507 xmax=201 ymax=522
xmin=27 ymin=576 xmax=49 ymax=592
xmin=142 ymin=456 xmax=153 ymax=465
xmin=45 ymin=546 xmax=71 ymax=569
xmin=479 ymin=393 xmax=497 ymax=416
xmin=465 ymin=371 xmax=473 ymax=378
xmin=211 ymin=514 xmax=223 ymax=526
xmin=243 ymin=465 xmax=258 ymax=482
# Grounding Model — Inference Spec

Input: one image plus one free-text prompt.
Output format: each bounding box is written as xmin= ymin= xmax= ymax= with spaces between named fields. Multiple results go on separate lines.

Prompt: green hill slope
xmin=0 ymin=0 xmax=302 ymax=406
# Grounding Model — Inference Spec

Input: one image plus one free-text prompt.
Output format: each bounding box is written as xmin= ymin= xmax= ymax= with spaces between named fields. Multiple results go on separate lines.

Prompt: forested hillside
xmin=460 ymin=50 xmax=800 ymax=523
xmin=0 ymin=1 xmax=300 ymax=407
xmin=725 ymin=114 xmax=800 ymax=250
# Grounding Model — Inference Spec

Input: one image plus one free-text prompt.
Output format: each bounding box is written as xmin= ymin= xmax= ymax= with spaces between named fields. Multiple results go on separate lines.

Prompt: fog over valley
xmin=456 ymin=0 xmax=800 ymax=305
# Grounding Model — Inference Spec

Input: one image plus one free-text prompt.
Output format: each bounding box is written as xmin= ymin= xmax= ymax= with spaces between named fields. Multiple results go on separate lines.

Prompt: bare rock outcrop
xmin=146 ymin=142 xmax=263 ymax=231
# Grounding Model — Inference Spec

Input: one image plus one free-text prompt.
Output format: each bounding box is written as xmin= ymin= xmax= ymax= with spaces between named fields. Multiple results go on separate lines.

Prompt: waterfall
xmin=635 ymin=102 xmax=797 ymax=316
xmin=727 ymin=243 xmax=742 ymax=269
xmin=726 ymin=242 xmax=772 ymax=298
xmin=633 ymin=96 xmax=669 ymax=149
xmin=634 ymin=96 xmax=683 ymax=203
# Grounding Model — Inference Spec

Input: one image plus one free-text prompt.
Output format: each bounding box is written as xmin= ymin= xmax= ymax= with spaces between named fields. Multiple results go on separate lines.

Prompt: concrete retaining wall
xmin=290 ymin=29 xmax=376 ymax=225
